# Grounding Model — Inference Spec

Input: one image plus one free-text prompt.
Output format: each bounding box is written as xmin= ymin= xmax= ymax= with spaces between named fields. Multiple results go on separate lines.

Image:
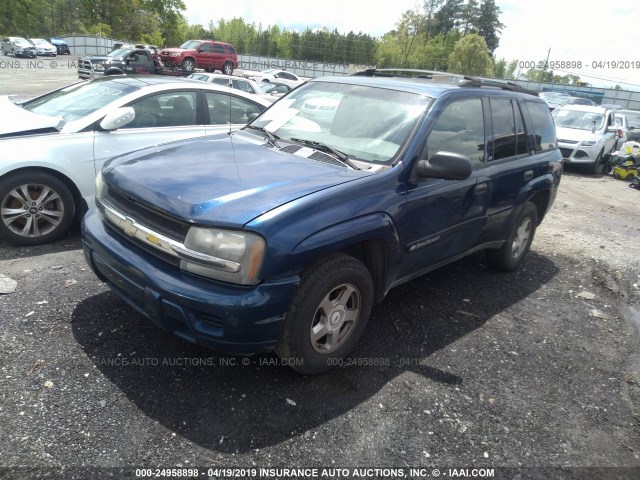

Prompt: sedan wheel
xmin=0 ymin=172 xmax=75 ymax=245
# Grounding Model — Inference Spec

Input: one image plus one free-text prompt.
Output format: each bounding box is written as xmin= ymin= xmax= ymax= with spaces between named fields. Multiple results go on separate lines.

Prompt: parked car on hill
xmin=1 ymin=37 xmax=37 ymax=57
xmin=244 ymin=68 xmax=305 ymax=87
xmin=48 ymin=37 xmax=70 ymax=55
xmin=82 ymin=71 xmax=562 ymax=374
xmin=0 ymin=76 xmax=271 ymax=246
xmin=29 ymin=38 xmax=57 ymax=56
xmin=160 ymin=40 xmax=238 ymax=74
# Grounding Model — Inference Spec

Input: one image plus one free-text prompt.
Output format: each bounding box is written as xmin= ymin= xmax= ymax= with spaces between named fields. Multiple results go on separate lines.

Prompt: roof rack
xmin=459 ymin=76 xmax=538 ymax=96
xmin=351 ymin=68 xmax=459 ymax=80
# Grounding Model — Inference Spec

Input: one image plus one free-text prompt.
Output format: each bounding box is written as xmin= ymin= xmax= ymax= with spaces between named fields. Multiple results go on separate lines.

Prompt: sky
xmin=183 ymin=0 xmax=640 ymax=89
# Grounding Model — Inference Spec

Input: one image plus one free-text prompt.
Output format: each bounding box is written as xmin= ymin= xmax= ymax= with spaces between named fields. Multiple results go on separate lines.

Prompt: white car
xmin=29 ymin=38 xmax=57 ymax=56
xmin=244 ymin=69 xmax=305 ymax=87
xmin=1 ymin=37 xmax=37 ymax=57
xmin=0 ymin=76 xmax=272 ymax=246
xmin=552 ymin=105 xmax=619 ymax=173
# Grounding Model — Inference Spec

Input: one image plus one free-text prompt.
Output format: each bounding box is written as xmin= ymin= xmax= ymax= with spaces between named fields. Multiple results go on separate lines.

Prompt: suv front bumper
xmin=82 ymin=209 xmax=299 ymax=354
xmin=558 ymin=140 xmax=601 ymax=164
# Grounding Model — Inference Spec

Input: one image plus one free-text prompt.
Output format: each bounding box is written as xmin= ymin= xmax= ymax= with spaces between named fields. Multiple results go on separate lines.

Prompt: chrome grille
xmin=104 ymin=187 xmax=190 ymax=242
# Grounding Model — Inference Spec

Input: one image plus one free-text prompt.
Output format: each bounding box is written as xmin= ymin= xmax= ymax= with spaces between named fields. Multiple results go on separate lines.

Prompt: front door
xmin=396 ymin=97 xmax=491 ymax=282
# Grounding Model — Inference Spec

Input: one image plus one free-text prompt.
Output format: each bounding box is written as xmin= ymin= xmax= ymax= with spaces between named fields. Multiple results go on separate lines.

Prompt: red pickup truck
xmin=160 ymin=39 xmax=238 ymax=74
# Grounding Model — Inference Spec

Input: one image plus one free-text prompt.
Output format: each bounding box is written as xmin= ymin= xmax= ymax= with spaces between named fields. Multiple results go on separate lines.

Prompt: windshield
xmin=14 ymin=38 xmax=31 ymax=47
xmin=21 ymin=80 xmax=138 ymax=122
xmin=250 ymin=81 xmax=430 ymax=164
xmin=180 ymin=40 xmax=201 ymax=49
xmin=32 ymin=39 xmax=48 ymax=46
xmin=108 ymin=48 xmax=134 ymax=58
xmin=552 ymin=109 xmax=604 ymax=131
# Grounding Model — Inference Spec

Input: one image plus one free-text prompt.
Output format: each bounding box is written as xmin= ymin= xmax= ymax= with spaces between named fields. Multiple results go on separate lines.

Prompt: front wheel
xmin=485 ymin=202 xmax=538 ymax=272
xmin=275 ymin=253 xmax=374 ymax=375
xmin=591 ymin=149 xmax=604 ymax=175
xmin=0 ymin=171 xmax=76 ymax=246
xmin=222 ymin=62 xmax=233 ymax=75
xmin=181 ymin=58 xmax=195 ymax=72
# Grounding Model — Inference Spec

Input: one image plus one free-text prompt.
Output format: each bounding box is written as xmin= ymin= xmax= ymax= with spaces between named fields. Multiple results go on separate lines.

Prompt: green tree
xmin=448 ymin=33 xmax=493 ymax=76
xmin=493 ymin=58 xmax=520 ymax=79
xmin=475 ymin=0 xmax=503 ymax=53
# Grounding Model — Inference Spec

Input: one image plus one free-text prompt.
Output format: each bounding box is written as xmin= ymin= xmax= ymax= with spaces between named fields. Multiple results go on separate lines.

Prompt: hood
xmin=161 ymin=48 xmax=187 ymax=54
xmin=556 ymin=126 xmax=602 ymax=143
xmin=103 ymin=133 xmax=368 ymax=227
xmin=82 ymin=55 xmax=116 ymax=62
xmin=0 ymin=96 xmax=63 ymax=137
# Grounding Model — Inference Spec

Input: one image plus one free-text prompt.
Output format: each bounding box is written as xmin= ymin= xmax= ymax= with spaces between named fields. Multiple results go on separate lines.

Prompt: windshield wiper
xmin=245 ymin=125 xmax=281 ymax=147
xmin=289 ymin=137 xmax=361 ymax=170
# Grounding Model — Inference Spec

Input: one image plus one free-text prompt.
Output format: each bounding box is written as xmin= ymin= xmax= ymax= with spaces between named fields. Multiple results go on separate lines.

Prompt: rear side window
xmin=525 ymin=101 xmax=557 ymax=152
xmin=224 ymin=45 xmax=236 ymax=55
xmin=488 ymin=98 xmax=528 ymax=161
xmin=213 ymin=44 xmax=225 ymax=53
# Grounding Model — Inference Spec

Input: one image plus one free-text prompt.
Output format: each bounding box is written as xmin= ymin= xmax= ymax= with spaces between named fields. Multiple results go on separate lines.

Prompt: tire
xmin=275 ymin=253 xmax=374 ymax=375
xmin=591 ymin=149 xmax=604 ymax=175
xmin=181 ymin=58 xmax=195 ymax=72
xmin=0 ymin=171 xmax=76 ymax=246
xmin=485 ymin=201 xmax=538 ymax=272
xmin=222 ymin=62 xmax=233 ymax=75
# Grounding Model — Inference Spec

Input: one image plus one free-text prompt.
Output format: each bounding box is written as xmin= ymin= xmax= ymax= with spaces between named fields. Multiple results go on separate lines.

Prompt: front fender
xmin=291 ymin=212 xmax=402 ymax=294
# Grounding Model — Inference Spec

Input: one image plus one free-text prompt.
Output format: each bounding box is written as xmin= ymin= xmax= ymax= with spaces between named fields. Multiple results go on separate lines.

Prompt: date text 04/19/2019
xmin=518 ymin=60 xmax=640 ymax=70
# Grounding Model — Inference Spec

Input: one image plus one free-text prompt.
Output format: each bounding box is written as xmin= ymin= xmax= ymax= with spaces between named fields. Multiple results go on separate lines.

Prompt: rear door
xmin=396 ymin=96 xmax=492 ymax=280
xmin=212 ymin=43 xmax=226 ymax=70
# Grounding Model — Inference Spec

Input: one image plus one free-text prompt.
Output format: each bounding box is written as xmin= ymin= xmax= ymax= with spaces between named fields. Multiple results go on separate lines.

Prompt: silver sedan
xmin=0 ymin=76 xmax=272 ymax=246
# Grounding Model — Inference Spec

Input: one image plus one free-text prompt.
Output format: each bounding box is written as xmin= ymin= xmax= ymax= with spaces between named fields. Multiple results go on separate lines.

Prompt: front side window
xmin=426 ymin=98 xmax=485 ymax=167
xmin=123 ymin=91 xmax=197 ymax=129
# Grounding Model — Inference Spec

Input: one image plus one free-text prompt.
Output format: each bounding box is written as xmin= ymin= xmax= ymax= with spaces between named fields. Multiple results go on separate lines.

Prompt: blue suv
xmin=82 ymin=70 xmax=562 ymax=374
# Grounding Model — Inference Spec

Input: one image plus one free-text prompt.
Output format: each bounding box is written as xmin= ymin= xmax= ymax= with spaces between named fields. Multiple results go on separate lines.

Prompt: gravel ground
xmin=0 ymin=66 xmax=639 ymax=479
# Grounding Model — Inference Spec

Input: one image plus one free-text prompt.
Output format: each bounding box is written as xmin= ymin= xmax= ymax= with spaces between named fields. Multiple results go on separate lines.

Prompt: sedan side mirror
xmin=100 ymin=107 xmax=135 ymax=131
xmin=416 ymin=151 xmax=472 ymax=180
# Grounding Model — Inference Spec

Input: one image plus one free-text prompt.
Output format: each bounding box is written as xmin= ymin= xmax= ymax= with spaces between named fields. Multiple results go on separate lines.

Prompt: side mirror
xmin=100 ymin=107 xmax=135 ymax=131
xmin=416 ymin=151 xmax=472 ymax=180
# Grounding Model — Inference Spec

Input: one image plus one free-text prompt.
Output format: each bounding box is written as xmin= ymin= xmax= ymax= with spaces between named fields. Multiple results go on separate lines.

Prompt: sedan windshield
xmin=250 ymin=81 xmax=430 ymax=164
xmin=552 ymin=109 xmax=604 ymax=130
xmin=14 ymin=38 xmax=32 ymax=47
xmin=21 ymin=80 xmax=138 ymax=122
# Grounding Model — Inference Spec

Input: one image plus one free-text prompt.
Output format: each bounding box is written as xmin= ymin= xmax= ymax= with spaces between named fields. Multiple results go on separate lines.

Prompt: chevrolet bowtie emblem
xmin=121 ymin=217 xmax=138 ymax=237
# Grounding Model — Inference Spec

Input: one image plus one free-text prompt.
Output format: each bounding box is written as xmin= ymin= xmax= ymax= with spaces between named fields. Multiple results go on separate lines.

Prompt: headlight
xmin=580 ymin=139 xmax=597 ymax=147
xmin=95 ymin=171 xmax=107 ymax=202
xmin=176 ymin=227 xmax=265 ymax=285
xmin=94 ymin=63 xmax=104 ymax=71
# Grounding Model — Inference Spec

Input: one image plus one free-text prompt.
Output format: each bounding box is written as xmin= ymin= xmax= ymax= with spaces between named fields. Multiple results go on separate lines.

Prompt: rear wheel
xmin=485 ymin=202 xmax=538 ymax=272
xmin=275 ymin=253 xmax=374 ymax=375
xmin=222 ymin=62 xmax=233 ymax=75
xmin=0 ymin=171 xmax=75 ymax=246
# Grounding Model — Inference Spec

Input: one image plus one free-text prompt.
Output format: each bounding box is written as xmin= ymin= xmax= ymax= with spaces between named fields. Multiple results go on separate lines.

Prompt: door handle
xmin=473 ymin=183 xmax=488 ymax=195
xmin=524 ymin=170 xmax=534 ymax=181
